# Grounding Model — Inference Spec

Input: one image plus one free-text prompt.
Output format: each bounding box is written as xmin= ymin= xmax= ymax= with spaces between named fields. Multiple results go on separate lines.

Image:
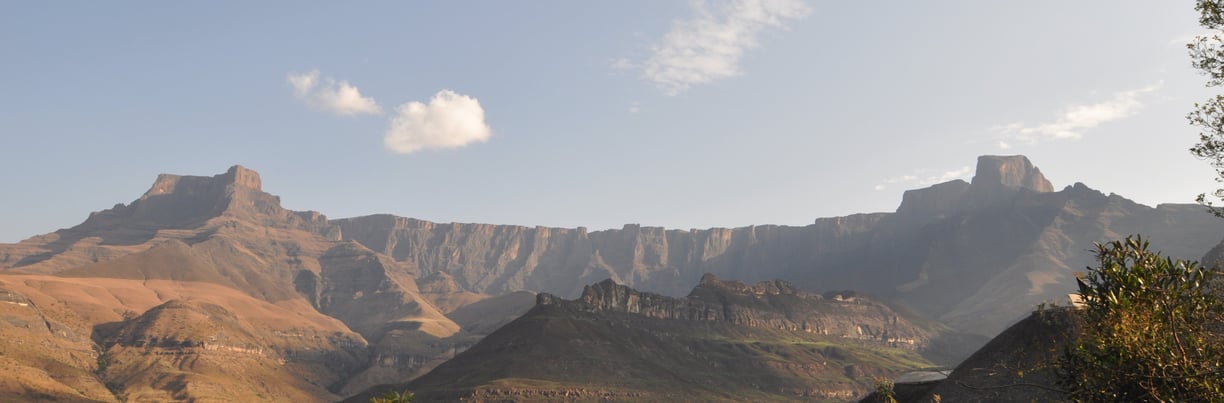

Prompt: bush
xmin=1059 ymin=236 xmax=1224 ymax=402
xmin=369 ymin=390 xmax=414 ymax=403
xmin=872 ymin=376 xmax=897 ymax=403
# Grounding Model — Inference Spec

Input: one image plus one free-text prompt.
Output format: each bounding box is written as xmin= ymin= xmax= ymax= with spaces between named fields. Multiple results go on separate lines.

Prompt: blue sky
xmin=0 ymin=1 xmax=1218 ymax=242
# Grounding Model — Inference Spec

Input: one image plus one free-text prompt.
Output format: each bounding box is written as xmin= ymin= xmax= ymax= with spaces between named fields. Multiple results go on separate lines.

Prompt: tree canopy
xmin=1059 ymin=237 xmax=1224 ymax=402
xmin=1190 ymin=0 xmax=1224 ymax=211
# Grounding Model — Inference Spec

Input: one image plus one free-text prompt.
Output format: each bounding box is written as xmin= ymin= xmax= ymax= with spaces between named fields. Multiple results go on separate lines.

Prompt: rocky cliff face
xmin=540 ymin=274 xmax=934 ymax=350
xmin=332 ymin=155 xmax=1224 ymax=336
xmin=971 ymin=155 xmax=1053 ymax=193
xmin=330 ymin=215 xmax=868 ymax=300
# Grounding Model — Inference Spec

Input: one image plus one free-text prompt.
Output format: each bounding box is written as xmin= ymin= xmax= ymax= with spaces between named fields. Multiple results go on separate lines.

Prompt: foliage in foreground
xmin=872 ymin=376 xmax=898 ymax=403
xmin=1059 ymin=237 xmax=1224 ymax=402
xmin=369 ymin=390 xmax=414 ymax=403
xmin=1190 ymin=0 xmax=1224 ymax=213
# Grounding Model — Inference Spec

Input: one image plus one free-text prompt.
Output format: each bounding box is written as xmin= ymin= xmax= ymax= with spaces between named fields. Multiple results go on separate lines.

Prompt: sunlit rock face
xmin=971 ymin=155 xmax=1053 ymax=194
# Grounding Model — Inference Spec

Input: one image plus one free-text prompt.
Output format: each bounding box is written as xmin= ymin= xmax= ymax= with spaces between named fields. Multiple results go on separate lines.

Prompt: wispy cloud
xmin=610 ymin=58 xmax=636 ymax=71
xmin=628 ymin=101 xmax=641 ymax=114
xmin=384 ymin=90 xmax=492 ymax=154
xmin=288 ymin=70 xmax=382 ymax=116
xmin=991 ymin=83 xmax=1162 ymax=149
xmin=640 ymin=0 xmax=810 ymax=95
xmin=874 ymin=166 xmax=971 ymax=191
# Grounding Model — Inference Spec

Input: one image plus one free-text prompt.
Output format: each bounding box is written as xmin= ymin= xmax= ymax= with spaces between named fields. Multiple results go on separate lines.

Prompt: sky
xmin=0 ymin=1 xmax=1220 ymax=243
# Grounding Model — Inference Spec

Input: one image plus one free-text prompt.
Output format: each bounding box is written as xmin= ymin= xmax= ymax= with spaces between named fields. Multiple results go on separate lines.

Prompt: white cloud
xmin=641 ymin=0 xmax=810 ymax=95
xmin=629 ymin=101 xmax=641 ymax=114
xmin=992 ymin=83 xmax=1161 ymax=149
xmin=287 ymin=70 xmax=382 ymax=116
xmin=610 ymin=58 xmax=636 ymax=70
xmin=875 ymin=166 xmax=971 ymax=191
xmin=384 ymin=90 xmax=492 ymax=154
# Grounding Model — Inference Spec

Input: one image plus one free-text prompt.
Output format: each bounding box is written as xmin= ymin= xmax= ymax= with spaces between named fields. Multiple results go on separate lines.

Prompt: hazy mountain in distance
xmin=330 ymin=156 xmax=1224 ymax=336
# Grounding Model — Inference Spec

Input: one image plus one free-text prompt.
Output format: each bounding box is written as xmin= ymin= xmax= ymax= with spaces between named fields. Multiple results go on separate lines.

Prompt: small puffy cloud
xmin=287 ymin=70 xmax=382 ymax=116
xmin=384 ymin=90 xmax=492 ymax=154
xmin=610 ymin=58 xmax=636 ymax=70
xmin=875 ymin=166 xmax=971 ymax=191
xmin=992 ymin=83 xmax=1161 ymax=149
xmin=641 ymin=0 xmax=810 ymax=95
xmin=629 ymin=101 xmax=641 ymax=114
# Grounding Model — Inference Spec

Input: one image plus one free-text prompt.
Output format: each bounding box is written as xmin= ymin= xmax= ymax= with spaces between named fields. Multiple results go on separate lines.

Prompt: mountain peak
xmin=223 ymin=165 xmax=262 ymax=190
xmin=142 ymin=165 xmax=262 ymax=200
xmin=118 ymin=165 xmax=299 ymax=230
xmin=970 ymin=155 xmax=1053 ymax=193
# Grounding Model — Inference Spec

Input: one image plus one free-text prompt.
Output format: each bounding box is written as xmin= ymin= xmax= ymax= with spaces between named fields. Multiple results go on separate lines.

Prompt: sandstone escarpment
xmin=334 ymin=155 xmax=1224 ymax=336
xmin=541 ymin=275 xmax=933 ymax=350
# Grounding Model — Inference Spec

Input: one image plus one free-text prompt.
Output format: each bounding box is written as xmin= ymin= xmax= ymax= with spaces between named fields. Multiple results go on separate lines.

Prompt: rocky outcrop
xmin=963 ymin=155 xmax=1054 ymax=209
xmin=541 ymin=275 xmax=933 ymax=350
xmin=971 ymin=155 xmax=1053 ymax=193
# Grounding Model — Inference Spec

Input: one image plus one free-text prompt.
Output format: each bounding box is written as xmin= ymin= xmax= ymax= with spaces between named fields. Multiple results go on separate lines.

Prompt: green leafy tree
xmin=1059 ymin=237 xmax=1224 ymax=402
xmin=369 ymin=390 xmax=414 ymax=403
xmin=872 ymin=376 xmax=898 ymax=403
xmin=1190 ymin=0 xmax=1224 ymax=213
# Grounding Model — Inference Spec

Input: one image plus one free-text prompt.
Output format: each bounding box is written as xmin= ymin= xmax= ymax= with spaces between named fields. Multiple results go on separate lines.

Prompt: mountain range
xmin=1 ymin=155 xmax=1220 ymax=401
